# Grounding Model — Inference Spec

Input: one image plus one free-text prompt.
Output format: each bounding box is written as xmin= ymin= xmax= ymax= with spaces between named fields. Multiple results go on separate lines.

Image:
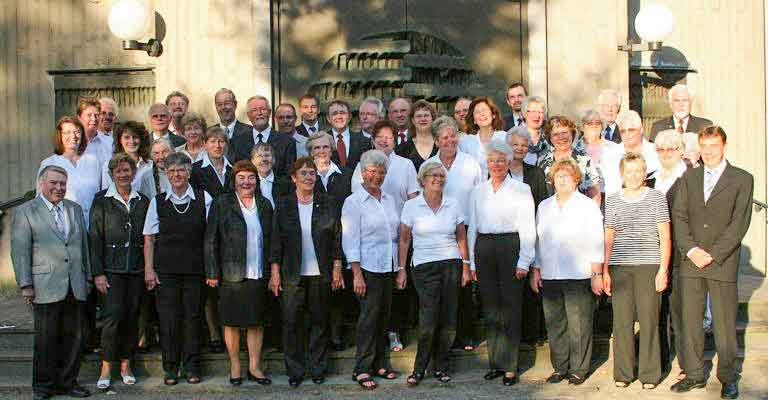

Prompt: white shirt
xmin=221 ymin=120 xmax=237 ymax=139
xmin=302 ymin=121 xmax=319 ymax=135
xmin=175 ymin=145 xmax=207 ymax=164
xmin=395 ymin=128 xmax=409 ymax=146
xmin=651 ymin=160 xmax=687 ymax=194
xmin=535 ymin=192 xmax=604 ymax=280
xmin=351 ymin=152 xmax=419 ymax=214
xmin=101 ymin=158 xmax=153 ymax=193
xmin=318 ymin=162 xmax=342 ymax=190
xmin=361 ymin=130 xmax=372 ymax=139
xmin=299 ymin=202 xmax=321 ymax=276
xmin=704 ymin=158 xmax=727 ymax=202
xmin=602 ymin=140 xmax=660 ymax=195
xmin=152 ymin=131 xmax=172 ymax=142
xmin=38 ymin=154 xmax=102 ymax=228
xmin=342 ymin=189 xmax=400 ymax=273
xmin=331 ymin=128 xmax=351 ymax=158
xmin=238 ymin=194 xmax=264 ymax=279
xmin=40 ymin=195 xmax=70 ymax=238
xmin=259 ymin=171 xmax=275 ymax=208
xmin=84 ymin=133 xmax=114 ymax=165
xmin=253 ymin=126 xmax=272 ymax=144
xmin=401 ymin=194 xmax=464 ymax=267
xmin=459 ymin=133 xmax=498 ymax=178
xmin=292 ymin=132 xmax=308 ymax=158
xmin=424 ymin=151 xmax=482 ymax=220
xmin=200 ymin=153 xmax=232 ymax=186
xmin=138 ymin=167 xmax=170 ymax=199
xmin=674 ymin=115 xmax=690 ymax=132
xmin=143 ymin=184 xmax=212 ymax=235
xmin=467 ymin=175 xmax=536 ymax=270
xmin=104 ymin=182 xmax=140 ymax=211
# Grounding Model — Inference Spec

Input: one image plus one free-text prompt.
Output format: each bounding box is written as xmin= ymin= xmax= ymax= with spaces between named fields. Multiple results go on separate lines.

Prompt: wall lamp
xmin=108 ymin=0 xmax=163 ymax=57
xmin=618 ymin=4 xmax=675 ymax=53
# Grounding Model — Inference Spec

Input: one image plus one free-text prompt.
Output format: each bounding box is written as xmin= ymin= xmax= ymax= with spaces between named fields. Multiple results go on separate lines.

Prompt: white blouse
xmin=535 ymin=192 xmax=604 ymax=280
xmin=259 ymin=171 xmax=275 ymax=209
xmin=424 ymin=151 xmax=482 ymax=220
xmin=467 ymin=175 xmax=537 ymax=271
xmin=341 ymin=189 xmax=400 ymax=273
xmin=651 ymin=160 xmax=687 ymax=194
xmin=38 ymin=154 xmax=102 ymax=228
xmin=459 ymin=133 xmax=497 ymax=178
xmin=239 ymin=195 xmax=264 ymax=280
xmin=401 ymin=194 xmax=464 ymax=267
xmin=299 ymin=202 xmax=321 ymax=276
xmin=351 ymin=152 xmax=419 ymax=214
xmin=84 ymin=134 xmax=114 ymax=166
xmin=601 ymin=140 xmax=661 ymax=195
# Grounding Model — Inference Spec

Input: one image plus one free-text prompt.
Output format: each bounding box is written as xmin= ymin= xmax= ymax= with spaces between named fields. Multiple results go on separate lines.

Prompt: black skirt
xmin=218 ymin=278 xmax=267 ymax=328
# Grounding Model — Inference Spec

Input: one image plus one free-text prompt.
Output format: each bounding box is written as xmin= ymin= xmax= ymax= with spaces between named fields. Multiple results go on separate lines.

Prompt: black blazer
xmin=604 ymin=124 xmax=622 ymax=144
xmin=330 ymin=131 xmax=372 ymax=171
xmin=269 ymin=192 xmax=342 ymax=286
xmin=313 ymin=167 xmax=353 ymax=208
xmin=503 ymin=114 xmax=525 ymax=131
xmin=671 ymin=163 xmax=753 ymax=282
xmin=89 ymin=190 xmax=150 ymax=275
xmin=215 ymin=120 xmax=252 ymax=161
xmin=665 ymin=177 xmax=684 ymax=268
xmin=155 ymin=131 xmax=186 ymax=148
xmin=231 ymin=129 xmax=297 ymax=177
xmin=205 ymin=192 xmax=273 ymax=282
xmin=190 ymin=160 xmax=233 ymax=197
xmin=649 ymin=114 xmax=713 ymax=141
xmin=295 ymin=122 xmax=327 ymax=138
xmin=395 ymin=139 xmax=438 ymax=172
xmin=521 ymin=163 xmax=550 ymax=211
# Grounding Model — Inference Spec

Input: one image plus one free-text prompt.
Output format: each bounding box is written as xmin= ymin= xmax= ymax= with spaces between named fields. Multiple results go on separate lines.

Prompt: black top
xmin=155 ymin=188 xmax=206 ymax=275
xmin=313 ymin=167 xmax=353 ymax=210
xmin=230 ymin=128 xmax=297 ymax=177
xmin=521 ymin=163 xmax=550 ymax=211
xmin=190 ymin=160 xmax=233 ymax=197
xmin=395 ymin=139 xmax=438 ymax=172
xmin=89 ymin=189 xmax=150 ymax=275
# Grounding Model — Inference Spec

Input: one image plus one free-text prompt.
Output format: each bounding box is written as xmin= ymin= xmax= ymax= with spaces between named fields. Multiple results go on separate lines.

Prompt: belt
xmin=477 ymin=232 xmax=519 ymax=239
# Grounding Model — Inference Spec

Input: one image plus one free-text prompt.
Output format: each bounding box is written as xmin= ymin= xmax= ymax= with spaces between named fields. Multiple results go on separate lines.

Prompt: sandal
xmin=388 ymin=332 xmax=404 ymax=352
xmin=356 ymin=374 xmax=377 ymax=390
xmin=434 ymin=370 xmax=452 ymax=383
xmin=375 ymin=368 xmax=400 ymax=380
xmin=186 ymin=374 xmax=201 ymax=384
xmin=163 ymin=374 xmax=178 ymax=386
xmin=96 ymin=377 xmax=111 ymax=390
xmin=406 ymin=372 xmax=424 ymax=386
xmin=121 ymin=372 xmax=136 ymax=385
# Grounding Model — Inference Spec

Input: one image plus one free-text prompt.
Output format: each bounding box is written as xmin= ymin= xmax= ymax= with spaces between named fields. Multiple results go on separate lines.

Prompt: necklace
xmin=297 ymin=193 xmax=314 ymax=204
xmin=172 ymin=200 xmax=191 ymax=214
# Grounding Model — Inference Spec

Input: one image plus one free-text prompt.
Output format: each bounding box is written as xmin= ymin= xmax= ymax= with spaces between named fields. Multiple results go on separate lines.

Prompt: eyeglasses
xmin=487 ymin=159 xmax=508 ymax=165
xmin=656 ymin=147 xmax=680 ymax=153
xmin=295 ymin=170 xmax=316 ymax=177
xmin=425 ymin=173 xmax=446 ymax=179
xmin=584 ymin=121 xmax=602 ymax=127
xmin=363 ymin=168 xmax=386 ymax=176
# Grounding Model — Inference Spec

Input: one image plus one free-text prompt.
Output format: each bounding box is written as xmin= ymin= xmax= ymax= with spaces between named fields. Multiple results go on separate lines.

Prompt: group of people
xmin=11 ymin=82 xmax=753 ymax=400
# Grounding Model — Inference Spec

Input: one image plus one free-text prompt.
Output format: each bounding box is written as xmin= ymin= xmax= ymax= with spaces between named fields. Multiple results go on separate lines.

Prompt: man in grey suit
xmin=12 ymin=166 xmax=92 ymax=399
xmin=650 ymin=84 xmax=713 ymax=141
xmin=670 ymin=126 xmax=752 ymax=399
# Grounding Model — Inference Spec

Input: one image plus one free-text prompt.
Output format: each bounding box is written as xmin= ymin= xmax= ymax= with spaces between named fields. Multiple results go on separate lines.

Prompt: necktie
xmin=310 ymin=126 xmax=317 ymax=133
xmin=224 ymin=126 xmax=231 ymax=138
xmin=516 ymin=117 xmax=523 ymax=127
xmin=676 ymin=118 xmax=685 ymax=134
xmin=398 ymin=131 xmax=406 ymax=146
xmin=603 ymin=126 xmax=612 ymax=140
xmin=336 ymin=133 xmax=347 ymax=167
xmin=257 ymin=133 xmax=264 ymax=143
xmin=53 ymin=205 xmax=65 ymax=236
xmin=704 ymin=169 xmax=716 ymax=201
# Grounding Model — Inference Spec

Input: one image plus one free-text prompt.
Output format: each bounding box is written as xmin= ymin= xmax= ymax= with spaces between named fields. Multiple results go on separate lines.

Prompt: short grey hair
xmin=580 ymin=109 xmax=605 ymax=130
xmin=522 ymin=96 xmax=547 ymax=115
xmin=246 ymin=95 xmax=270 ymax=108
xmin=417 ymin=160 xmax=447 ymax=189
xmin=99 ymin=97 xmax=119 ymax=117
xmin=164 ymin=152 xmax=192 ymax=172
xmin=151 ymin=138 xmax=175 ymax=153
xmin=616 ymin=110 xmax=643 ymax=130
xmin=654 ymin=129 xmax=684 ymax=151
xmin=597 ymin=89 xmax=621 ymax=106
xmin=305 ymin=131 xmax=336 ymax=154
xmin=38 ymin=165 xmax=68 ymax=182
xmin=360 ymin=97 xmax=385 ymax=118
xmin=486 ymin=137 xmax=513 ymax=159
xmin=214 ymin=88 xmax=237 ymax=103
xmin=506 ymin=125 xmax=531 ymax=144
xmin=667 ymin=84 xmax=691 ymax=103
xmin=431 ymin=116 xmax=459 ymax=140
xmin=359 ymin=149 xmax=389 ymax=173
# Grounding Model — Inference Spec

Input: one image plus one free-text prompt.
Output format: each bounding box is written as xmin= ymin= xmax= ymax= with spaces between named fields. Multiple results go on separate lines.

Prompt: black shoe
xmin=329 ymin=339 xmax=345 ymax=352
xmin=720 ymin=382 xmax=739 ymax=399
xmin=247 ymin=371 xmax=272 ymax=385
xmin=208 ymin=340 xmax=225 ymax=353
xmin=63 ymin=385 xmax=91 ymax=398
xmin=546 ymin=372 xmax=566 ymax=383
xmin=670 ymin=377 xmax=707 ymax=393
xmin=33 ymin=392 xmax=51 ymax=400
xmin=502 ymin=375 xmax=518 ymax=386
xmin=312 ymin=375 xmax=325 ymax=384
xmin=228 ymin=375 xmax=243 ymax=386
xmin=288 ymin=377 xmax=302 ymax=388
xmin=136 ymin=345 xmax=150 ymax=354
xmin=568 ymin=374 xmax=586 ymax=385
xmin=484 ymin=370 xmax=505 ymax=380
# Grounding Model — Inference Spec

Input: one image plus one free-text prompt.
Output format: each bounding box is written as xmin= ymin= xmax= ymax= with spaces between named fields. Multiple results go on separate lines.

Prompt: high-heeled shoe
xmin=228 ymin=374 xmax=243 ymax=386
xmin=248 ymin=371 xmax=272 ymax=385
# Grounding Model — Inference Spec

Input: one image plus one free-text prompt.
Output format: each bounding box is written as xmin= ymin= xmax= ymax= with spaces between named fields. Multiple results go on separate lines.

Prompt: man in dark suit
xmin=230 ymin=95 xmax=296 ymax=177
xmin=295 ymin=94 xmax=325 ymax=137
xmin=213 ymin=88 xmax=251 ymax=161
xmin=148 ymin=103 xmax=186 ymax=148
xmin=388 ymin=97 xmax=411 ymax=147
xmin=503 ymin=82 xmax=527 ymax=130
xmin=670 ymin=126 xmax=752 ymax=399
xmin=597 ymin=89 xmax=622 ymax=144
xmin=327 ymin=99 xmax=372 ymax=171
xmin=650 ymin=84 xmax=713 ymax=142
xmin=12 ymin=166 xmax=92 ymax=400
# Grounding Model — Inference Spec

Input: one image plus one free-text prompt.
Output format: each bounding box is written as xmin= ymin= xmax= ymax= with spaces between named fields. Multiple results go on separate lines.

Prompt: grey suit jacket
xmin=671 ymin=163 xmax=753 ymax=282
xmin=649 ymin=114 xmax=713 ymax=141
xmin=11 ymin=197 xmax=91 ymax=303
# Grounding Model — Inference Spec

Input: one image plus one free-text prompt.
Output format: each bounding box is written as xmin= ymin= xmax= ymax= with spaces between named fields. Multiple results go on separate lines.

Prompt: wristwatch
xmin=591 ymin=272 xmax=603 ymax=278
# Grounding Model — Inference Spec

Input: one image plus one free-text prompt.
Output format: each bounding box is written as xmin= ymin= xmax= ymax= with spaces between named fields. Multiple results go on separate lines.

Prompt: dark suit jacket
xmin=295 ymin=122 xmax=327 ymax=138
xmin=156 ymin=131 xmax=186 ymax=148
xmin=269 ymin=192 xmax=342 ymax=286
xmin=190 ymin=160 xmax=233 ymax=197
xmin=665 ymin=177 xmax=684 ymax=268
xmin=521 ymin=163 xmax=550 ymax=211
xmin=649 ymin=114 xmax=713 ymax=141
xmin=671 ymin=163 xmax=753 ymax=282
xmin=205 ymin=192 xmax=273 ymax=282
xmin=313 ymin=167 xmax=353 ymax=209
xmin=604 ymin=124 xmax=622 ymax=144
xmin=230 ymin=128 xmax=297 ymax=177
xmin=330 ymin=131 xmax=372 ymax=171
xmin=503 ymin=114 xmax=525 ymax=131
xmin=215 ymin=120 xmax=252 ymax=161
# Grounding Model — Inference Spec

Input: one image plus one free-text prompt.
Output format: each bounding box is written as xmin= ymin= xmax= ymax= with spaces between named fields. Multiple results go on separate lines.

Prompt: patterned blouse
xmin=536 ymin=147 xmax=602 ymax=195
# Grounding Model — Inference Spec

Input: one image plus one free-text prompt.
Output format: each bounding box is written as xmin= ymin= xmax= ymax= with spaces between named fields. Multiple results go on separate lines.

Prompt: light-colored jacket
xmin=11 ymin=197 xmax=91 ymax=304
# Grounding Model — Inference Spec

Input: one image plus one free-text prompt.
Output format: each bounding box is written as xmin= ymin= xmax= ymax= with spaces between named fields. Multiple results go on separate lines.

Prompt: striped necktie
xmin=704 ymin=169 xmax=716 ymax=201
xmin=53 ymin=205 xmax=65 ymax=236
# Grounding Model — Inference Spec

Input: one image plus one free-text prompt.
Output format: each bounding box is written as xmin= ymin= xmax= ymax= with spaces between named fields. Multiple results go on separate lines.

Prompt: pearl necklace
xmin=172 ymin=200 xmax=191 ymax=214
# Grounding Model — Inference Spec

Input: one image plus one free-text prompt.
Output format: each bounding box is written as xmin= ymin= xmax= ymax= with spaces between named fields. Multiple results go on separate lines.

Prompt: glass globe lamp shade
xmin=634 ymin=4 xmax=675 ymax=43
xmin=108 ymin=0 xmax=151 ymax=41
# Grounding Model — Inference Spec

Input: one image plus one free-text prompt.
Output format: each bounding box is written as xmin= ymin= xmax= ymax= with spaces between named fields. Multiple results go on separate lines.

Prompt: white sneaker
xmin=388 ymin=331 xmax=403 ymax=352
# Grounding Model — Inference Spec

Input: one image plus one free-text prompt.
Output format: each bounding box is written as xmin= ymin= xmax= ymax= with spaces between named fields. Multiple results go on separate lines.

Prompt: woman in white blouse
xmin=467 ymin=138 xmax=536 ymax=386
xmin=101 ymin=121 xmax=153 ymax=192
xmin=399 ymin=160 xmax=471 ymax=386
xmin=652 ymin=130 xmax=688 ymax=195
xmin=38 ymin=116 xmax=102 ymax=228
xmin=175 ymin=112 xmax=207 ymax=164
xmin=458 ymin=97 xmax=505 ymax=177
xmin=530 ymin=159 xmax=604 ymax=385
xmin=342 ymin=150 xmax=403 ymax=390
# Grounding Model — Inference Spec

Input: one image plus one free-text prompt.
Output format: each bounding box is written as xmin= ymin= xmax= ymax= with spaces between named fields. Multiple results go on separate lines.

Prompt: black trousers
xmin=455 ymin=281 xmax=478 ymax=346
xmin=660 ymin=267 xmax=685 ymax=373
xmin=390 ymin=246 xmax=418 ymax=335
xmin=679 ymin=276 xmax=738 ymax=383
xmin=411 ymin=259 xmax=460 ymax=373
xmin=32 ymin=289 xmax=85 ymax=396
xmin=155 ymin=274 xmax=203 ymax=375
xmin=475 ymin=233 xmax=523 ymax=373
xmin=281 ymin=276 xmax=330 ymax=379
xmin=610 ymin=265 xmax=661 ymax=384
xmin=329 ymin=269 xmax=356 ymax=344
xmin=522 ymin=282 xmax=546 ymax=342
xmin=354 ymin=270 xmax=394 ymax=375
xmin=100 ymin=272 xmax=143 ymax=362
xmin=541 ymin=279 xmax=594 ymax=377
xmin=137 ymin=287 xmax=158 ymax=348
